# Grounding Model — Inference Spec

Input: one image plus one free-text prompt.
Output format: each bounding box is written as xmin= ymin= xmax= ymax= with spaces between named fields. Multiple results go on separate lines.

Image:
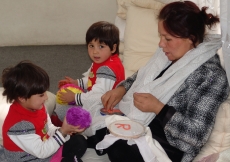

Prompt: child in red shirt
xmin=52 ymin=21 xmax=125 ymax=126
xmin=2 ymin=61 xmax=87 ymax=162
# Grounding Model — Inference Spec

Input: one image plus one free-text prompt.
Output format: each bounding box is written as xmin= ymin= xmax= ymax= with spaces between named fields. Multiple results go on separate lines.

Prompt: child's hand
xmin=100 ymin=108 xmax=124 ymax=116
xmin=58 ymin=76 xmax=78 ymax=89
xmin=101 ymin=86 xmax=126 ymax=111
xmin=73 ymin=127 xmax=86 ymax=134
xmin=58 ymin=89 xmax=75 ymax=103
xmin=60 ymin=117 xmax=86 ymax=136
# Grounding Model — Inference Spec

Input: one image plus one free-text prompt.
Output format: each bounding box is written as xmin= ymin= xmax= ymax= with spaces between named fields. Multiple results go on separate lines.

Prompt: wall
xmin=0 ymin=0 xmax=117 ymax=46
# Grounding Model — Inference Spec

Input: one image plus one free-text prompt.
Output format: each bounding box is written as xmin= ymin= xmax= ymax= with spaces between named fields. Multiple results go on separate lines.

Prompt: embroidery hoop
xmin=108 ymin=120 xmax=145 ymax=139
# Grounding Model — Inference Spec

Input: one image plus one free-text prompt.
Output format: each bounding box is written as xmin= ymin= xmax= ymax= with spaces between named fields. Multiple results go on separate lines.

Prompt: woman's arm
xmin=119 ymin=71 xmax=138 ymax=91
xmin=101 ymin=71 xmax=138 ymax=110
xmin=163 ymin=62 xmax=229 ymax=156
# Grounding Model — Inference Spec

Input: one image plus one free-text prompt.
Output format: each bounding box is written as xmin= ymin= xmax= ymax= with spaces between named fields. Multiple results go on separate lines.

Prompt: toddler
xmin=53 ymin=21 xmax=125 ymax=124
xmin=2 ymin=61 xmax=87 ymax=162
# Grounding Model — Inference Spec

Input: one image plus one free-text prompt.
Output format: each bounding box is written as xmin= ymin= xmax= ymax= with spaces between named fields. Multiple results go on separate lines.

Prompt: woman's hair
xmin=158 ymin=1 xmax=219 ymax=47
xmin=86 ymin=21 xmax=120 ymax=54
xmin=1 ymin=60 xmax=50 ymax=103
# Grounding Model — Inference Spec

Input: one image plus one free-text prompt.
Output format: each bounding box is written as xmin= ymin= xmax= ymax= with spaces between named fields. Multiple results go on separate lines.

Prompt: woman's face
xmin=158 ymin=20 xmax=194 ymax=63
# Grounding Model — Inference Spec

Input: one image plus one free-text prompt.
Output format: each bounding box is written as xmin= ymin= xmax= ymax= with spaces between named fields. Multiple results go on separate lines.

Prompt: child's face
xmin=88 ymin=39 xmax=116 ymax=64
xmin=19 ymin=92 xmax=48 ymax=111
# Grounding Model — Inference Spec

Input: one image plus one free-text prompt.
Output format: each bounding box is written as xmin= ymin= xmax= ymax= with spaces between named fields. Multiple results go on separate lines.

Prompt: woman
xmin=98 ymin=1 xmax=230 ymax=162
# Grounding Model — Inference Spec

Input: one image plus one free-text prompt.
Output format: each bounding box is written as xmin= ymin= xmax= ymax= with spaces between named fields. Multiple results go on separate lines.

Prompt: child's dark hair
xmin=158 ymin=1 xmax=219 ymax=47
xmin=86 ymin=21 xmax=120 ymax=55
xmin=1 ymin=60 xmax=50 ymax=103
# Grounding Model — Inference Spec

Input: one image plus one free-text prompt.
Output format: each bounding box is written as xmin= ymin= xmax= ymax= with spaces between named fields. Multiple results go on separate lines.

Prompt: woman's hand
xmin=133 ymin=93 xmax=164 ymax=114
xmin=58 ymin=89 xmax=75 ymax=103
xmin=58 ymin=76 xmax=78 ymax=88
xmin=59 ymin=117 xmax=86 ymax=137
xmin=101 ymin=86 xmax=126 ymax=111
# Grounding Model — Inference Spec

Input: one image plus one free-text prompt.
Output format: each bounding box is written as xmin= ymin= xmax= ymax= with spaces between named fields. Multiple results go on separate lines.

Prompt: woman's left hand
xmin=133 ymin=93 xmax=164 ymax=114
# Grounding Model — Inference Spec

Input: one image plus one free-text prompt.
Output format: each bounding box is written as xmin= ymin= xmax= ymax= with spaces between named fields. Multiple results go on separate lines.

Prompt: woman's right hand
xmin=101 ymin=86 xmax=126 ymax=111
xmin=58 ymin=76 xmax=78 ymax=88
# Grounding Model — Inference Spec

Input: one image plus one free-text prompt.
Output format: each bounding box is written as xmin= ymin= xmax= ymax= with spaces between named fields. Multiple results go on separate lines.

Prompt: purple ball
xmin=66 ymin=106 xmax=92 ymax=129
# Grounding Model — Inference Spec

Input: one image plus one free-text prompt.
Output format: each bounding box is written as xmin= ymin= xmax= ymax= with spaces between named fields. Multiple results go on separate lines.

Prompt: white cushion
xmin=115 ymin=16 xmax=126 ymax=42
xmin=119 ymin=42 xmax=125 ymax=55
xmin=193 ymin=94 xmax=230 ymax=161
xmin=116 ymin=0 xmax=164 ymax=19
xmin=155 ymin=0 xmax=199 ymax=4
xmin=0 ymin=88 xmax=10 ymax=146
xmin=132 ymin=0 xmax=164 ymax=10
xmin=116 ymin=0 xmax=132 ymax=19
xmin=45 ymin=91 xmax=56 ymax=116
xmin=122 ymin=3 xmax=163 ymax=77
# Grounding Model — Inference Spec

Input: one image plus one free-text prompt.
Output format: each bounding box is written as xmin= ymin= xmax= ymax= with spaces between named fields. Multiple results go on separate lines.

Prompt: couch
xmin=1 ymin=0 xmax=230 ymax=162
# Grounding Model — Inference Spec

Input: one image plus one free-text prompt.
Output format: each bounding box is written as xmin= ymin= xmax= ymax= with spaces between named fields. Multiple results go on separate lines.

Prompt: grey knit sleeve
xmin=118 ymin=71 xmax=138 ymax=91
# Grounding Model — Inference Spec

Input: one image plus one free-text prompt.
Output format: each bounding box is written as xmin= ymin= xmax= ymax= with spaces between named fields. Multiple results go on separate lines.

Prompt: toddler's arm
xmin=7 ymin=115 xmax=81 ymax=159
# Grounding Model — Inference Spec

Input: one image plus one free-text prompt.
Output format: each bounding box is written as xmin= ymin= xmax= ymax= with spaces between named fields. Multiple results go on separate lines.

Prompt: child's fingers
xmin=76 ymin=128 xmax=86 ymax=133
xmin=65 ymin=76 xmax=71 ymax=80
xmin=58 ymin=80 xmax=70 ymax=88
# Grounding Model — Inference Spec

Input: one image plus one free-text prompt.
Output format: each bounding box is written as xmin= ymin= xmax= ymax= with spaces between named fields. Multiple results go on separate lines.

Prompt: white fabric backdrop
xmin=220 ymin=0 xmax=230 ymax=87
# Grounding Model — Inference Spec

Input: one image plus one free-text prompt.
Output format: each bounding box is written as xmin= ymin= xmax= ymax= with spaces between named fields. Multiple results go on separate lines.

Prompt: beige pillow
xmin=116 ymin=0 xmax=164 ymax=19
xmin=122 ymin=5 xmax=161 ymax=77
xmin=115 ymin=16 xmax=126 ymax=42
xmin=193 ymin=94 xmax=230 ymax=161
xmin=119 ymin=42 xmax=125 ymax=55
xmin=116 ymin=0 xmax=132 ymax=19
xmin=45 ymin=91 xmax=56 ymax=116
xmin=132 ymin=0 xmax=164 ymax=11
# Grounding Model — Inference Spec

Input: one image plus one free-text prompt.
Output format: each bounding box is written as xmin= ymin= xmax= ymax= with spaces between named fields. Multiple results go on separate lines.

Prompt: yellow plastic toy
xmin=56 ymin=84 xmax=83 ymax=105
